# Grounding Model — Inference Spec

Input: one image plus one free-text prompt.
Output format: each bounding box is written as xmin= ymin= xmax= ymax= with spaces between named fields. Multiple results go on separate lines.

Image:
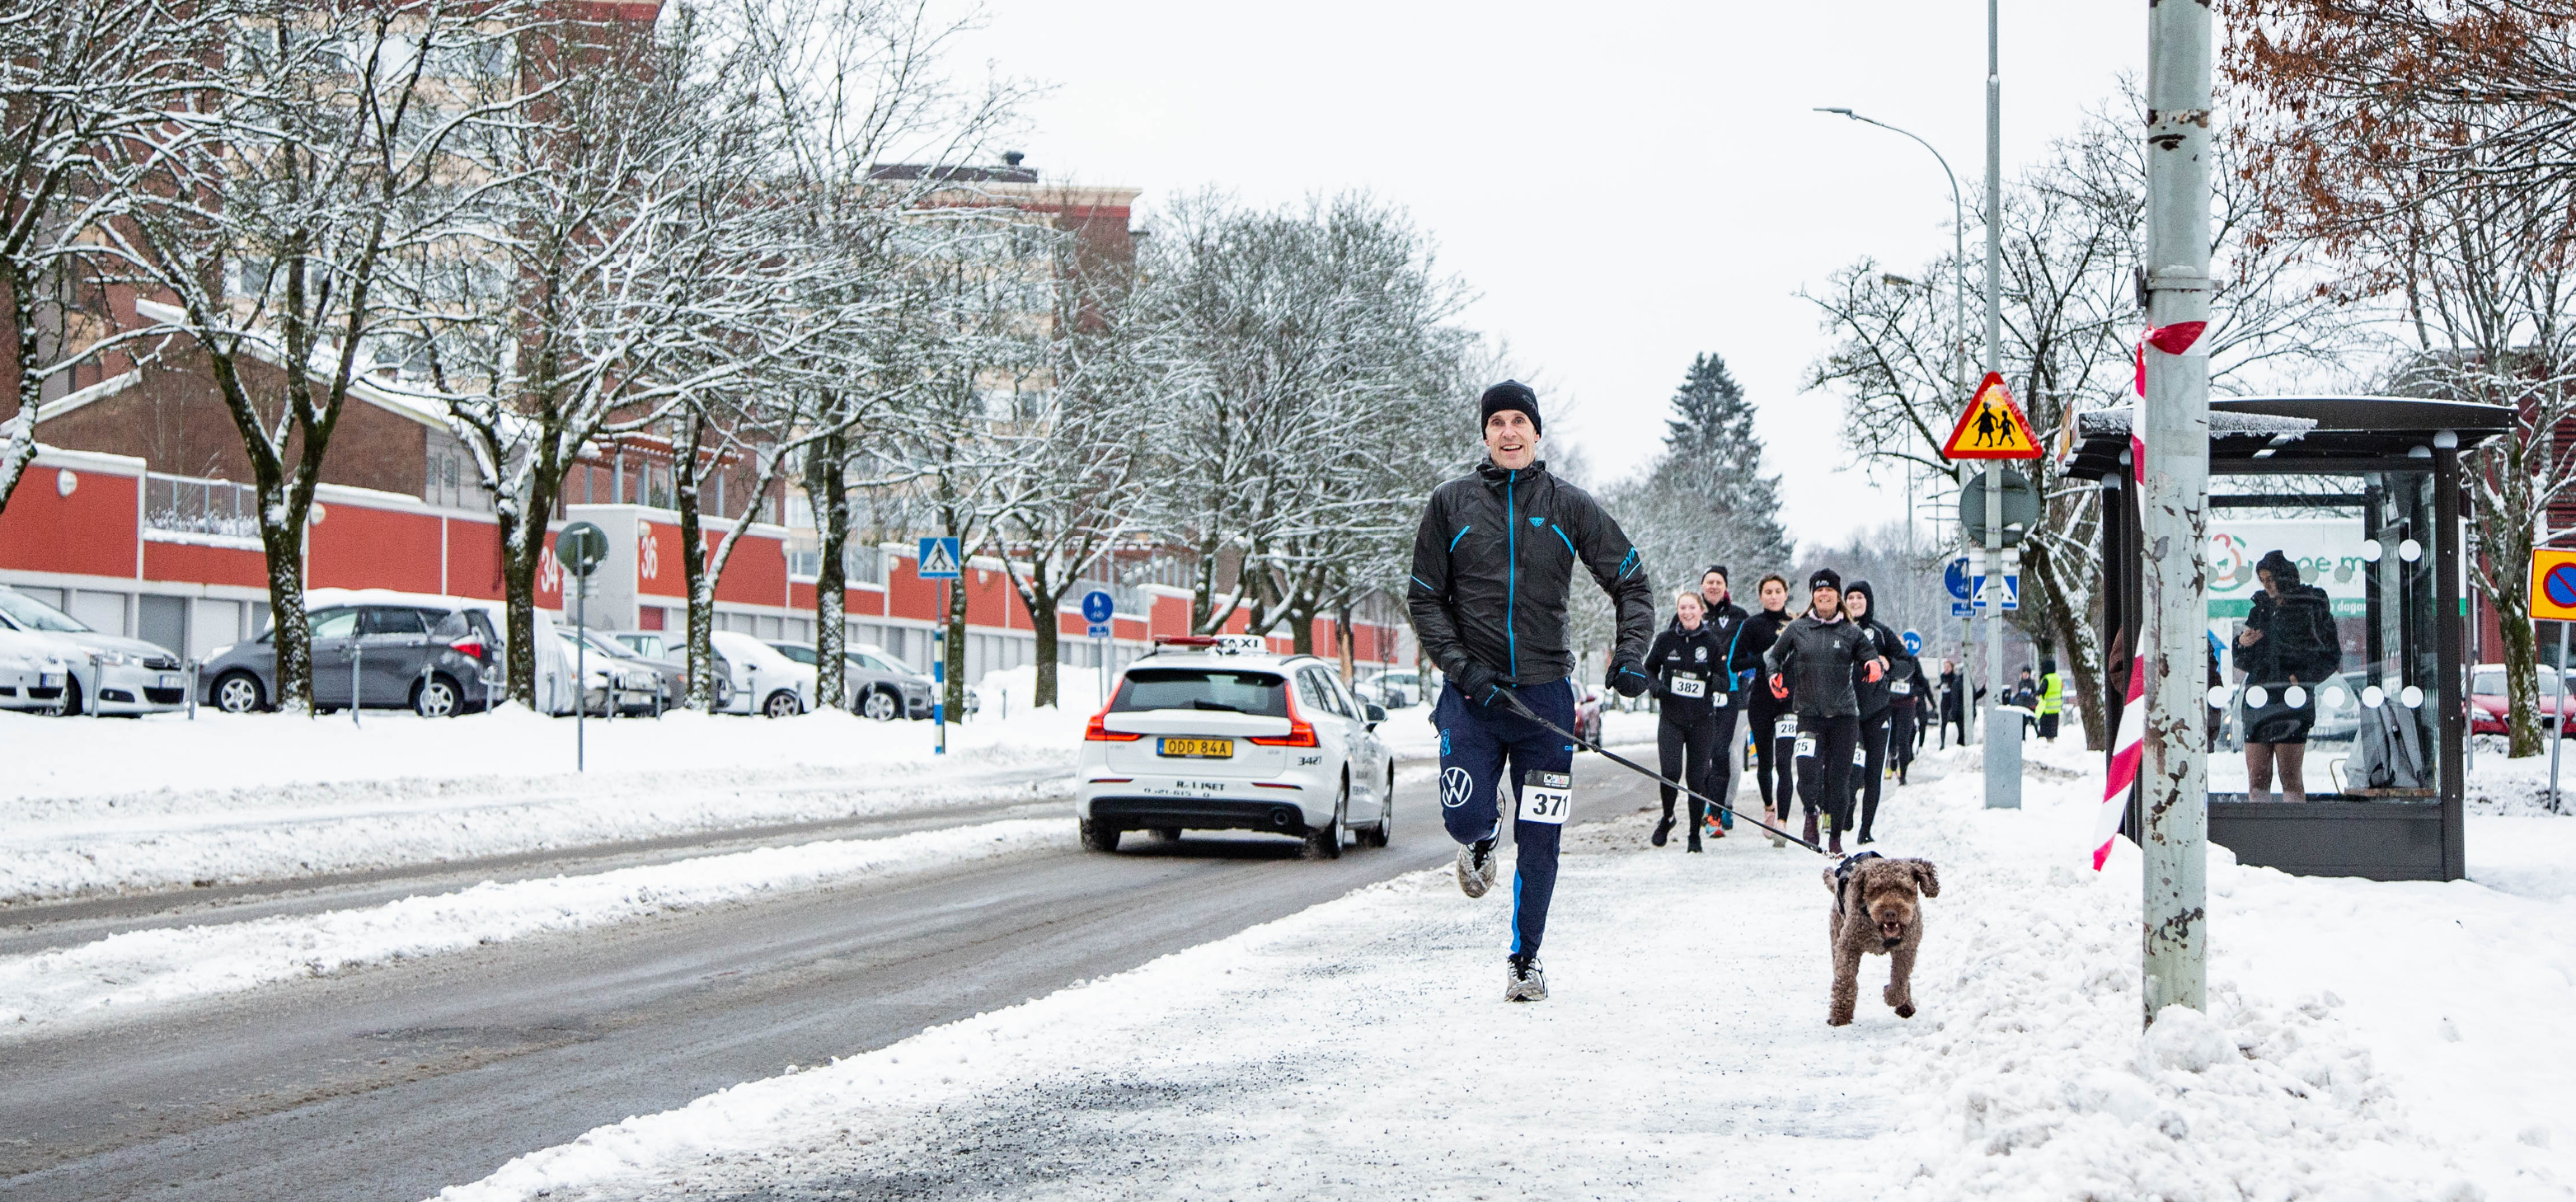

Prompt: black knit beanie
xmin=1809 ymin=568 xmax=1842 ymax=594
xmin=1480 ymin=380 xmax=1541 ymax=437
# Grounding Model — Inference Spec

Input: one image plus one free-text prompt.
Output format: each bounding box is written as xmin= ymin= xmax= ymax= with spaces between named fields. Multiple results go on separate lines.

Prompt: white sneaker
xmin=1456 ymin=838 xmax=1498 ymax=898
xmin=1505 ymin=954 xmax=1548 ymax=1002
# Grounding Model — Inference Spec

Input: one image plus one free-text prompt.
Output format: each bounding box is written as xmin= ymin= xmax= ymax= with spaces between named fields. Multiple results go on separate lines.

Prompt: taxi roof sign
xmin=2531 ymin=547 xmax=2576 ymax=622
xmin=1940 ymin=372 xmax=2043 ymax=460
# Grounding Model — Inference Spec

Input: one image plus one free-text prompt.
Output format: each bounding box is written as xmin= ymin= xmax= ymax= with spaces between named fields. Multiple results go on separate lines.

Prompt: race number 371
xmin=1519 ymin=771 xmax=1572 ymax=825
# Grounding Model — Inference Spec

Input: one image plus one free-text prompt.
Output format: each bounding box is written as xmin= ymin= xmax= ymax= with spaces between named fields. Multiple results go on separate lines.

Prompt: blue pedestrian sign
xmin=1972 ymin=571 xmax=2020 ymax=611
xmin=1951 ymin=601 xmax=1975 ymax=618
xmin=1944 ymin=555 xmax=1972 ymax=602
xmin=1901 ymin=628 xmax=1922 ymax=656
xmin=1081 ymin=589 xmax=1115 ymax=623
xmin=917 ymin=536 xmax=962 ymax=579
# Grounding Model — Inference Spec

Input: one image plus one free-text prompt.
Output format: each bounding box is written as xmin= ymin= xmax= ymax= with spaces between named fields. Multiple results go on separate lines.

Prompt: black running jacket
xmin=1407 ymin=460 xmax=1656 ymax=690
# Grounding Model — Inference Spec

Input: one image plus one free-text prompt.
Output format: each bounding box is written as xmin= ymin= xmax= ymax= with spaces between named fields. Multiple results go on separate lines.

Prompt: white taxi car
xmin=1077 ymin=636 xmax=1394 ymax=859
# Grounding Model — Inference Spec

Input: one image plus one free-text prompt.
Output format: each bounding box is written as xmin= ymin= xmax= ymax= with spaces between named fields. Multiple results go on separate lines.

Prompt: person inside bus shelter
xmin=2234 ymin=550 xmax=2340 ymax=803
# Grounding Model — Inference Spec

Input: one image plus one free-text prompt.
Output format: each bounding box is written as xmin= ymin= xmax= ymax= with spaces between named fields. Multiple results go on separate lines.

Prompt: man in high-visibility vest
xmin=2036 ymin=659 xmax=2065 ymax=743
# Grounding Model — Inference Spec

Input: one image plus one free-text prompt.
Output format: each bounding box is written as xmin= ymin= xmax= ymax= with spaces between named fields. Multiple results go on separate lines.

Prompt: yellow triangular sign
xmin=1940 ymin=372 xmax=2042 ymax=460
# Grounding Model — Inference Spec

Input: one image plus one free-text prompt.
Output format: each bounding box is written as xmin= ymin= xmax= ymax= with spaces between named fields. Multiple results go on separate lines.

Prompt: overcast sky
xmin=956 ymin=1 xmax=2146 ymax=552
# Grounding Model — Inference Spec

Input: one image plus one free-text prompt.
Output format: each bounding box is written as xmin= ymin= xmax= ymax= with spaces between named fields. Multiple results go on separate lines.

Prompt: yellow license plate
xmin=1158 ymin=736 xmax=1234 ymax=758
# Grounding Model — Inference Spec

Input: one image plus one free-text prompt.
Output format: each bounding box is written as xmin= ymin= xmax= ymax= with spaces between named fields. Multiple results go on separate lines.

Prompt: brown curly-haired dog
xmin=1825 ymin=855 xmax=1939 ymax=1026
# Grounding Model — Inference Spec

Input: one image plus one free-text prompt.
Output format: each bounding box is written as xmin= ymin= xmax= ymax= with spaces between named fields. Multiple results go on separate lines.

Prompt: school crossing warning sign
xmin=1940 ymin=372 xmax=2043 ymax=461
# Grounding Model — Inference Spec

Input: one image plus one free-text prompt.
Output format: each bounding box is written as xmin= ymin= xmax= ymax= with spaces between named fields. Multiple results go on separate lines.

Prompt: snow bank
xmin=0 ymin=819 xmax=1069 ymax=1040
xmin=433 ymin=737 xmax=2568 ymax=1201
xmin=0 ymin=701 xmax=1082 ymax=803
xmin=0 ymin=705 xmax=1081 ymax=904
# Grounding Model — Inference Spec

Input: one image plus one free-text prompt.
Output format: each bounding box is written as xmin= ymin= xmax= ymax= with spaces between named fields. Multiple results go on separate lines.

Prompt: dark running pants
xmin=1656 ymin=711 xmax=1720 ymax=834
xmin=1706 ymin=704 xmax=1739 ymax=830
xmin=1940 ymin=707 xmax=1966 ymax=749
xmin=1852 ymin=711 xmax=1892 ymax=838
xmin=1889 ymin=704 xmax=1919 ymax=782
xmin=1795 ymin=712 xmax=1861 ymax=834
xmin=1435 ymin=679 xmax=1577 ymax=957
xmin=1751 ymin=702 xmax=1797 ymax=819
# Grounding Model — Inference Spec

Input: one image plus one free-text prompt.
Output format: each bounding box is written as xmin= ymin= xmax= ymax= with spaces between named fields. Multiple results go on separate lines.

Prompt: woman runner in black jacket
xmin=1739 ymin=575 xmax=1798 ymax=833
xmin=1695 ymin=565 xmax=1752 ymax=838
xmin=1645 ymin=589 xmax=1729 ymax=850
xmin=1841 ymin=580 xmax=1916 ymax=844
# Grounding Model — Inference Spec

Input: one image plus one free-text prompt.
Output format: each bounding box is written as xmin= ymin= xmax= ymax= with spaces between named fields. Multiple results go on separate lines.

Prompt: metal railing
xmin=144 ymin=473 xmax=260 ymax=539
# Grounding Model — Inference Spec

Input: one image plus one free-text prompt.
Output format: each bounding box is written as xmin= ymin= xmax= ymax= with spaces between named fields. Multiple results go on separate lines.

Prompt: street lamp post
xmin=1816 ymin=106 xmax=1976 ymax=747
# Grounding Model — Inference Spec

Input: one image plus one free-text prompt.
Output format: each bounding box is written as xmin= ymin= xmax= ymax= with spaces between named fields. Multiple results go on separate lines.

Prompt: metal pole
xmin=2141 ymin=0 xmax=2213 ymax=1023
xmin=576 ymin=581 xmax=588 ymax=772
xmin=351 ymin=644 xmax=361 ymax=727
xmin=1981 ymin=0 xmax=2015 ymax=807
xmin=934 ymin=580 xmax=947 ymax=755
xmin=2552 ymin=621 xmax=2568 ymax=810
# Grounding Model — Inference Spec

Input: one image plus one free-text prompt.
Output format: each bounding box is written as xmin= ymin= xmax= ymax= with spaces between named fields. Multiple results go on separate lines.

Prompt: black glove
xmin=1611 ymin=655 xmax=1652 ymax=698
xmin=1453 ymin=660 xmax=1507 ymax=707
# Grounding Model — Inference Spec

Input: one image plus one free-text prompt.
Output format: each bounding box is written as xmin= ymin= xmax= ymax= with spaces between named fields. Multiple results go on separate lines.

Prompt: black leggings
xmin=1750 ymin=702 xmax=1796 ymax=819
xmin=1940 ymin=707 xmax=1967 ymax=748
xmin=1889 ymin=705 xmax=1918 ymax=779
xmin=1795 ymin=712 xmax=1860 ymax=832
xmin=1852 ymin=711 xmax=1892 ymax=837
xmin=1657 ymin=711 xmax=1720 ymax=832
xmin=1705 ymin=705 xmax=1740 ymax=829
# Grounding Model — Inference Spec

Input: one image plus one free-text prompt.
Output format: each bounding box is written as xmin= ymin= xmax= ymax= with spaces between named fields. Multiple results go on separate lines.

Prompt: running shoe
xmin=1505 ymin=953 xmax=1548 ymax=1002
xmin=1456 ymin=837 xmax=1499 ymax=898
xmin=1651 ymin=814 xmax=1675 ymax=847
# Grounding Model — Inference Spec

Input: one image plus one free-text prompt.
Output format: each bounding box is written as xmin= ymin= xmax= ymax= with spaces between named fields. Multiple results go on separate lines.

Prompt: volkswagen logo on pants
xmin=1441 ymin=766 xmax=1474 ymax=809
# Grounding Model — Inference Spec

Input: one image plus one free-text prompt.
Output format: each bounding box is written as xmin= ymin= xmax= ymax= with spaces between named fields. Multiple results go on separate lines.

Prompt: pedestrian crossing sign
xmin=1940 ymin=372 xmax=2043 ymax=461
xmin=917 ymin=536 xmax=963 ymax=579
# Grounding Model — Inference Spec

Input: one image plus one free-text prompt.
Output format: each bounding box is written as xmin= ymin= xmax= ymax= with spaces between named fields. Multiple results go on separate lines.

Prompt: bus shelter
xmin=2066 ymin=397 xmax=2509 ymax=880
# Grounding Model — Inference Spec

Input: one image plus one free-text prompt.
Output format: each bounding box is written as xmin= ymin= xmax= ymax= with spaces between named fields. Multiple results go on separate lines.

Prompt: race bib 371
xmin=1518 ymin=770 xmax=1572 ymax=825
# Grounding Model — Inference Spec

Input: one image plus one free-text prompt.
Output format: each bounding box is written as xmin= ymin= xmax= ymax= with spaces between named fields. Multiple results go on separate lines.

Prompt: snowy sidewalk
xmin=434 ymin=741 xmax=2568 ymax=1202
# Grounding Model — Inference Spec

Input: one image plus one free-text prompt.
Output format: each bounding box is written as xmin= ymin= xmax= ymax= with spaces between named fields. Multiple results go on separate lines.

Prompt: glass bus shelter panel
xmin=2203 ymin=470 xmax=2442 ymax=803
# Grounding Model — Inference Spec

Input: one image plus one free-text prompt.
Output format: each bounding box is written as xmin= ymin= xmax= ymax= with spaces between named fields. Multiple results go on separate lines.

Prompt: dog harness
xmin=1832 ymin=850 xmax=1884 ymax=917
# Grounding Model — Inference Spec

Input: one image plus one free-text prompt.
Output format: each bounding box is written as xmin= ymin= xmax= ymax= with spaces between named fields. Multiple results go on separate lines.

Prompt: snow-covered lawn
xmin=431 ymin=740 xmax=2574 ymax=1202
xmin=0 ymin=704 xmax=1082 ymax=905
xmin=0 ymin=818 xmax=1069 ymax=1040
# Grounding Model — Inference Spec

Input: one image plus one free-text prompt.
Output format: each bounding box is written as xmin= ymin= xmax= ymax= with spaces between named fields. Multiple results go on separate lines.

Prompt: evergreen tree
xmin=1611 ymin=353 xmax=1794 ymax=606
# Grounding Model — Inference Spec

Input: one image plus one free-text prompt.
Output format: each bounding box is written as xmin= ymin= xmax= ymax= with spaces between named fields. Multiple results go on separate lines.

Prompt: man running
xmin=1762 ymin=570 xmax=1884 ymax=853
xmin=1409 ymin=380 xmax=1655 ymax=1002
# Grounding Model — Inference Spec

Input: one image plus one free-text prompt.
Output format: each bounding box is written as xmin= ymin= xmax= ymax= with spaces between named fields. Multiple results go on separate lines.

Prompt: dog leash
xmin=1492 ymin=688 xmax=1833 ymax=857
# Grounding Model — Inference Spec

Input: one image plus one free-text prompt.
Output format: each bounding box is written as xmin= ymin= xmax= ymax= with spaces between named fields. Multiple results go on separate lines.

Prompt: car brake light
xmin=1249 ymin=720 xmax=1319 ymax=748
xmin=449 ymin=635 xmax=487 ymax=661
xmin=1085 ymin=711 xmax=1143 ymax=742
xmin=1248 ymin=686 xmax=1319 ymax=746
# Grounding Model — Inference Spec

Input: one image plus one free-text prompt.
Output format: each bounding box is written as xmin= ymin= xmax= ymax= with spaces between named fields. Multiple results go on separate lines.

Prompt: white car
xmin=0 ymin=626 xmax=73 ymax=712
xmin=710 ymin=630 xmax=814 ymax=717
xmin=1076 ymin=636 xmax=1395 ymax=858
xmin=0 ymin=586 xmax=187 ymax=716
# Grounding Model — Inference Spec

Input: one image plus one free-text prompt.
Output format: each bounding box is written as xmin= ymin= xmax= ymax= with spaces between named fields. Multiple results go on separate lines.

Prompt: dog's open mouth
xmin=1879 ymin=922 xmax=1906 ymax=946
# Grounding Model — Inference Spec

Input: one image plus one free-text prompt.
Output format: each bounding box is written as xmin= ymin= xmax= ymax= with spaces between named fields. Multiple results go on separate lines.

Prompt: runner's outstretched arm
xmin=1405 ymin=495 xmax=1472 ymax=686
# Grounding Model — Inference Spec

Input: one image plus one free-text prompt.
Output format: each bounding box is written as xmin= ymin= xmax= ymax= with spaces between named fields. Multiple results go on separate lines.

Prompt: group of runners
xmin=1406 ymin=380 xmax=1931 ymax=1003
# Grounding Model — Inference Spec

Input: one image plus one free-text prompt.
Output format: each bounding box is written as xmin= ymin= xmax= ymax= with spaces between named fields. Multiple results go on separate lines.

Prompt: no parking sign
xmin=2535 ymin=548 xmax=2576 ymax=622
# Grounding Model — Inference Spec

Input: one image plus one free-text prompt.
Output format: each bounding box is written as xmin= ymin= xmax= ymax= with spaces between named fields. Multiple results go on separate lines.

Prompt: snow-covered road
xmin=433 ymin=742 xmax=2572 ymax=1202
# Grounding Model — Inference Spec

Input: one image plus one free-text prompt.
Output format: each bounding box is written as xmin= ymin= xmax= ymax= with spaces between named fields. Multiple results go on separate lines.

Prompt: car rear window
xmin=1111 ymin=669 xmax=1289 ymax=716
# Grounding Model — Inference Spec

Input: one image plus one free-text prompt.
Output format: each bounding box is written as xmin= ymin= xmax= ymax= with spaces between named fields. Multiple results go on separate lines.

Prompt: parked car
xmin=607 ymin=632 xmax=733 ymax=711
xmin=0 ymin=626 xmax=73 ymax=712
xmin=1359 ymin=669 xmax=1427 ymax=709
xmin=1075 ymin=636 xmax=1394 ymax=858
xmin=1575 ymin=686 xmax=1604 ymax=746
xmin=2470 ymin=663 xmax=2564 ymax=736
xmin=710 ymin=630 xmax=814 ymax=717
xmin=201 ymin=596 xmax=502 ymax=716
xmin=767 ymin=640 xmax=934 ymax=721
xmin=0 ymin=585 xmax=187 ymax=716
xmin=557 ymin=627 xmax=667 ymax=716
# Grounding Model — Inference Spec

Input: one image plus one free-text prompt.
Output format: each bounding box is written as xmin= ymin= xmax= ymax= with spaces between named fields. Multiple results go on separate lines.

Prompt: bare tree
xmin=94 ymin=0 xmax=533 ymax=711
xmin=0 ymin=0 xmax=209 ymax=516
xmin=1801 ymin=90 xmax=2362 ymax=746
xmin=2229 ymin=2 xmax=2576 ymax=756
